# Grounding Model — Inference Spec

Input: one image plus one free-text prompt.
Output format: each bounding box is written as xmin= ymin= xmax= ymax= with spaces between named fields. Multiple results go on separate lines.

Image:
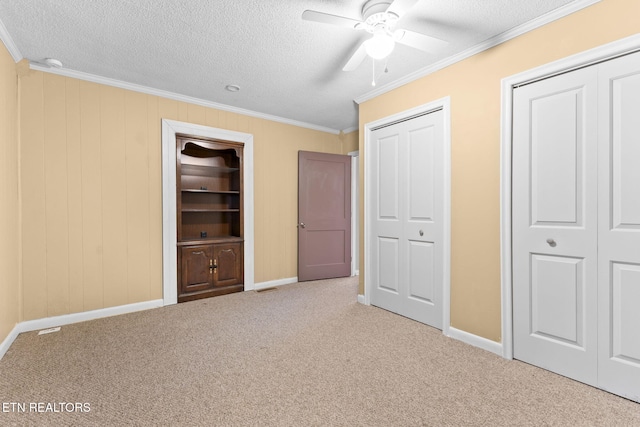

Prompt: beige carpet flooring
xmin=1 ymin=276 xmax=639 ymax=426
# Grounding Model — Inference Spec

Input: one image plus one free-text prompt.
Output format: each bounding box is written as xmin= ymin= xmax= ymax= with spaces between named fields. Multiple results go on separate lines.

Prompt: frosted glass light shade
xmin=364 ymin=32 xmax=395 ymax=59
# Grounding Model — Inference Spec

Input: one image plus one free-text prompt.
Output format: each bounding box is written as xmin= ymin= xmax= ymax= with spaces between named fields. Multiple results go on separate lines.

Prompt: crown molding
xmin=341 ymin=126 xmax=359 ymax=134
xmin=354 ymin=0 xmax=601 ymax=104
xmin=0 ymin=17 xmax=23 ymax=62
xmin=29 ymin=62 xmax=341 ymax=135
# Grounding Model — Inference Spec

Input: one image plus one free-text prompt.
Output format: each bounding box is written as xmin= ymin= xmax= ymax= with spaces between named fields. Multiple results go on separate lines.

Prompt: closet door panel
xmin=370 ymin=128 xmax=403 ymax=314
xmin=512 ymin=66 xmax=598 ymax=386
xmin=402 ymin=111 xmax=443 ymax=327
xmin=597 ymin=51 xmax=640 ymax=402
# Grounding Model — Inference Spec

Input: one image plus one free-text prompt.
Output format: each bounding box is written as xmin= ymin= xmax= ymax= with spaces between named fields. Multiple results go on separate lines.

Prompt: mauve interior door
xmin=298 ymin=151 xmax=351 ymax=282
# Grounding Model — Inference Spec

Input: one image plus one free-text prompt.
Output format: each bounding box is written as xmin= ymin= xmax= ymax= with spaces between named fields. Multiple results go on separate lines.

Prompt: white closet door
xmin=370 ymin=124 xmax=403 ymax=315
xmin=512 ymin=67 xmax=599 ymax=386
xmin=370 ymin=110 xmax=444 ymax=329
xmin=402 ymin=111 xmax=443 ymax=328
xmin=597 ymin=51 xmax=640 ymax=402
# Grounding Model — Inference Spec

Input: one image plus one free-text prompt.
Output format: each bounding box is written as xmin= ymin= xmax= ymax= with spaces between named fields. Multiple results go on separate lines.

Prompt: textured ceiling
xmin=0 ymin=0 xmax=580 ymax=132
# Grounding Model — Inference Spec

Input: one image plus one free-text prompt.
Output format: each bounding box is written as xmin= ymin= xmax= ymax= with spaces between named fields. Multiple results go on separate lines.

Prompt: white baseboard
xmin=253 ymin=276 xmax=298 ymax=291
xmin=0 ymin=324 xmax=20 ymax=360
xmin=0 ymin=299 xmax=163 ymax=360
xmin=447 ymin=326 xmax=503 ymax=357
xmin=357 ymin=294 xmax=366 ymax=304
xmin=16 ymin=299 xmax=164 ymax=334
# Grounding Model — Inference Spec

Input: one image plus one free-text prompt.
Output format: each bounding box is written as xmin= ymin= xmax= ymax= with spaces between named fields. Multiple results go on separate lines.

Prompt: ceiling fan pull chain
xmin=372 ymin=58 xmax=376 ymax=86
xmin=371 ymin=58 xmax=391 ymax=86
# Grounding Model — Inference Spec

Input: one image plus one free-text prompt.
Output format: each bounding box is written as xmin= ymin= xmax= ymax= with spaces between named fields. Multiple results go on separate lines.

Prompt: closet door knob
xmin=419 ymin=230 xmax=424 ymax=236
xmin=546 ymin=238 xmax=556 ymax=247
xmin=299 ymin=222 xmax=306 ymax=228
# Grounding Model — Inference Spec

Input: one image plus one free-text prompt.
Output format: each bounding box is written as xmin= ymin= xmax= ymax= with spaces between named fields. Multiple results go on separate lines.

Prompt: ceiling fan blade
xmin=302 ymin=10 xmax=362 ymax=30
xmin=386 ymin=0 xmax=420 ymax=18
xmin=394 ymin=29 xmax=448 ymax=54
xmin=343 ymin=43 xmax=368 ymax=71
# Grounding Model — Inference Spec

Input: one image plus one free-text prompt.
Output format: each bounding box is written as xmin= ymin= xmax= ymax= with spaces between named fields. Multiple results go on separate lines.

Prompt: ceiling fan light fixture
xmin=364 ymin=31 xmax=395 ymax=60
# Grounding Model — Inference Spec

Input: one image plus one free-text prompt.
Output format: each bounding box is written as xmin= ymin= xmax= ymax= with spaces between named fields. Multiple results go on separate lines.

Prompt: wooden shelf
xmin=181 ymin=189 xmax=240 ymax=194
xmin=181 ymin=164 xmax=239 ymax=176
xmin=177 ymin=236 xmax=243 ymax=246
xmin=181 ymin=209 xmax=240 ymax=213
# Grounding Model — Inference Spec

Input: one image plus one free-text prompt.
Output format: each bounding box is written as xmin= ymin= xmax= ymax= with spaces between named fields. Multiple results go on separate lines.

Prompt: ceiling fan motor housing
xmin=361 ymin=0 xmax=398 ymax=32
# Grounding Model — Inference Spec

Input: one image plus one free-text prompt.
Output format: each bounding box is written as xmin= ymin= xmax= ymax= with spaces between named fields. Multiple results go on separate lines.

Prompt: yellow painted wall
xmin=0 ymin=43 xmax=19 ymax=341
xmin=18 ymin=70 xmax=342 ymax=321
xmin=359 ymin=0 xmax=640 ymax=342
xmin=341 ymin=130 xmax=359 ymax=154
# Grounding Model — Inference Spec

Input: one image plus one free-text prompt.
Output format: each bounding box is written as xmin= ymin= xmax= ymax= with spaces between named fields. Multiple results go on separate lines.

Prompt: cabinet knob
xmin=546 ymin=238 xmax=556 ymax=247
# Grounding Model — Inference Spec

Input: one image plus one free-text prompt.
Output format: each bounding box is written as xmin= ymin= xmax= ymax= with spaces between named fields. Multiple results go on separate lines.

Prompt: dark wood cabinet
xmin=179 ymin=245 xmax=214 ymax=295
xmin=176 ymin=135 xmax=244 ymax=303
xmin=212 ymin=243 xmax=243 ymax=287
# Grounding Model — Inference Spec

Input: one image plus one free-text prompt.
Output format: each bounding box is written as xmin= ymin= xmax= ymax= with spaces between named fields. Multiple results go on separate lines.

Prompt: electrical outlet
xmin=38 ymin=327 xmax=61 ymax=335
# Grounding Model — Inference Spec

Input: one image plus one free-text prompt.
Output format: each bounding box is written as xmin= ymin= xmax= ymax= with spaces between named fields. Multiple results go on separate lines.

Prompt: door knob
xmin=546 ymin=238 xmax=556 ymax=247
xmin=299 ymin=222 xmax=306 ymax=228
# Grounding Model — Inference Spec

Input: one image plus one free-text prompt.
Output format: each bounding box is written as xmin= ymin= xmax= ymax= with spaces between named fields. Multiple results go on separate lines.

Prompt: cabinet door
xmin=213 ymin=243 xmax=243 ymax=287
xmin=180 ymin=245 xmax=214 ymax=295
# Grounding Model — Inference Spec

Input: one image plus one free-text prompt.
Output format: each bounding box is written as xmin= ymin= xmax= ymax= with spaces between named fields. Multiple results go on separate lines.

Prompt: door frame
xmin=500 ymin=34 xmax=640 ymax=359
xmin=363 ymin=97 xmax=451 ymax=336
xmin=161 ymin=119 xmax=255 ymax=305
xmin=349 ymin=150 xmax=359 ymax=277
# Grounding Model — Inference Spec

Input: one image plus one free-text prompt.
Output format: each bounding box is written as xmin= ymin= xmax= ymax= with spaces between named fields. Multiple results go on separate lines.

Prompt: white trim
xmin=161 ymin=119 xmax=255 ymax=305
xmin=447 ymin=327 xmax=503 ymax=357
xmin=349 ymin=151 xmax=360 ymax=277
xmin=500 ymin=74 xmax=514 ymax=360
xmin=357 ymin=294 xmax=365 ymax=304
xmin=442 ymin=100 xmax=452 ymax=338
xmin=500 ymin=33 xmax=640 ymax=360
xmin=363 ymin=97 xmax=452 ymax=336
xmin=342 ymin=126 xmax=359 ymax=134
xmin=29 ymin=63 xmax=341 ymax=135
xmin=0 ymin=324 xmax=20 ymax=360
xmin=17 ymin=300 xmax=163 ymax=332
xmin=0 ymin=300 xmax=163 ymax=360
xmin=355 ymin=0 xmax=601 ymax=104
xmin=0 ymin=18 xmax=22 ymax=62
xmin=253 ymin=276 xmax=298 ymax=291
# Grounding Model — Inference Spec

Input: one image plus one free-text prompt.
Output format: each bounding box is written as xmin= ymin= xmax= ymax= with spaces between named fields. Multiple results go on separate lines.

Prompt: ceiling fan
xmin=302 ymin=0 xmax=449 ymax=71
